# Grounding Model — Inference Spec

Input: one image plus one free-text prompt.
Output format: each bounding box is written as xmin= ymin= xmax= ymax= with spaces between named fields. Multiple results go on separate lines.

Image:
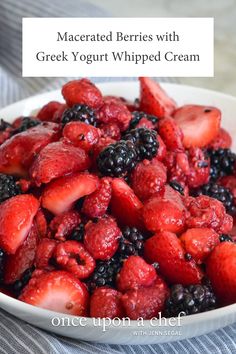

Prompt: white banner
xmin=22 ymin=17 xmax=214 ymax=77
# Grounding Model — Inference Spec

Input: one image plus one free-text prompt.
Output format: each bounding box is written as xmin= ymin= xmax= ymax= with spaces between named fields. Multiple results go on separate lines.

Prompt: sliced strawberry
xmin=0 ymin=195 xmax=39 ymax=254
xmin=159 ymin=117 xmax=184 ymax=151
xmin=180 ymin=228 xmax=220 ymax=264
xmin=0 ymin=123 xmax=60 ymax=177
xmin=63 ymin=121 xmax=100 ymax=152
xmin=139 ymin=77 xmax=176 ymax=118
xmin=35 ymin=210 xmax=48 ymax=238
xmin=110 ymin=178 xmax=143 ymax=228
xmin=174 ymin=105 xmax=221 ymax=148
xmin=117 ymin=255 xmax=157 ymax=292
xmin=208 ymin=128 xmax=232 ymax=149
xmin=207 ymin=242 xmax=236 ymax=305
xmin=49 ymin=210 xmax=81 ymax=241
xmin=62 ymin=79 xmax=103 ymax=109
xmin=4 ymin=223 xmax=39 ymax=284
xmin=144 ymin=231 xmax=203 ymax=285
xmin=131 ymin=159 xmax=167 ymax=201
xmin=121 ymin=278 xmax=169 ymax=320
xmin=30 ymin=140 xmax=91 ymax=186
xmin=41 ymin=172 xmax=99 ymax=215
xmin=37 ymin=101 xmax=64 ymax=122
xmin=142 ymin=185 xmax=186 ymax=233
xmin=19 ymin=270 xmax=89 ymax=315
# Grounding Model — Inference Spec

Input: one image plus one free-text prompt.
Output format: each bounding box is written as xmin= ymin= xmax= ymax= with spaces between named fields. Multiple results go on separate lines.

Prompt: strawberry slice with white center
xmin=174 ymin=105 xmax=221 ymax=148
xmin=19 ymin=270 xmax=89 ymax=315
xmin=42 ymin=172 xmax=99 ymax=215
xmin=0 ymin=194 xmax=39 ymax=254
xmin=139 ymin=77 xmax=176 ymax=118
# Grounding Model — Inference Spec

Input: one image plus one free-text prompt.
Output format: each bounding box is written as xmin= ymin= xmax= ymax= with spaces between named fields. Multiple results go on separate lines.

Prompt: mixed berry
xmin=0 ymin=77 xmax=235 ymax=320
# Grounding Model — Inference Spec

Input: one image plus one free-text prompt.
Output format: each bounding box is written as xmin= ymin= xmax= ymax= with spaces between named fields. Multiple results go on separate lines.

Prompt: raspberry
xmin=131 ymin=159 xmax=167 ymax=201
xmin=99 ymin=123 xmax=121 ymax=141
xmin=164 ymin=283 xmax=216 ymax=317
xmin=97 ymin=140 xmax=137 ymax=177
xmin=49 ymin=211 xmax=81 ymax=241
xmin=185 ymin=195 xmax=233 ymax=233
xmin=61 ymin=104 xmax=97 ymax=126
xmin=54 ymin=240 xmax=95 ymax=279
xmin=84 ymin=216 xmax=121 ymax=260
xmin=90 ymin=287 xmax=124 ymax=318
xmin=121 ymin=278 xmax=169 ymax=320
xmin=117 ymin=255 xmax=157 ymax=292
xmin=35 ymin=239 xmax=58 ymax=269
xmin=82 ymin=177 xmax=112 ymax=218
xmin=123 ymin=128 xmax=158 ymax=161
xmin=62 ymin=79 xmax=103 ymax=109
xmin=97 ymin=100 xmax=132 ymax=132
xmin=165 ymin=148 xmax=210 ymax=189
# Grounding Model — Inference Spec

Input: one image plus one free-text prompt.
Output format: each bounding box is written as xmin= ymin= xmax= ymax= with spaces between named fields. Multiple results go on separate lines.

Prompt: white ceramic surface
xmin=0 ymin=81 xmax=236 ymax=345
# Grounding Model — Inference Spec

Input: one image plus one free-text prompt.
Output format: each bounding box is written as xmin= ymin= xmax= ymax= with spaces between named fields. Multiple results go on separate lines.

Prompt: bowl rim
xmin=0 ymin=80 xmax=236 ymax=329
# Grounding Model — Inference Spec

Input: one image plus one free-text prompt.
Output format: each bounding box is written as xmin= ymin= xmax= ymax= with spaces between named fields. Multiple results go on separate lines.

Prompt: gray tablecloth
xmin=0 ymin=1 xmax=235 ymax=353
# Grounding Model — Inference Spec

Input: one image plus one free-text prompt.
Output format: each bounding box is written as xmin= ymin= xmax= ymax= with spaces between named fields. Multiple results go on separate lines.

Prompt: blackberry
xmin=0 ymin=249 xmax=5 ymax=284
xmin=12 ymin=266 xmax=35 ymax=296
xmin=169 ymin=180 xmax=184 ymax=195
xmin=129 ymin=111 xmax=159 ymax=129
xmin=0 ymin=174 xmax=21 ymax=203
xmin=0 ymin=119 xmax=11 ymax=131
xmin=207 ymin=148 xmax=236 ymax=181
xmin=119 ymin=227 xmax=145 ymax=256
xmin=11 ymin=117 xmax=40 ymax=135
xmin=194 ymin=182 xmax=236 ymax=214
xmin=68 ymin=224 xmax=84 ymax=242
xmin=61 ymin=104 xmax=97 ymax=126
xmin=97 ymin=140 xmax=137 ymax=177
xmin=165 ymin=284 xmax=216 ymax=317
xmin=219 ymin=234 xmax=233 ymax=243
xmin=86 ymin=255 xmax=125 ymax=292
xmin=123 ymin=128 xmax=158 ymax=161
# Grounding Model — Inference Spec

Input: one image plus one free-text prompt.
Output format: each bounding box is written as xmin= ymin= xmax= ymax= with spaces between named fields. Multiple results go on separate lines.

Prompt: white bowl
xmin=0 ymin=81 xmax=236 ymax=345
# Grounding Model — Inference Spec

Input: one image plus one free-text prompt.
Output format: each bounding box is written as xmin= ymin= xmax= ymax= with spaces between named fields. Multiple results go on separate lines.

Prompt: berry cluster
xmin=0 ymin=77 xmax=235 ymax=320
